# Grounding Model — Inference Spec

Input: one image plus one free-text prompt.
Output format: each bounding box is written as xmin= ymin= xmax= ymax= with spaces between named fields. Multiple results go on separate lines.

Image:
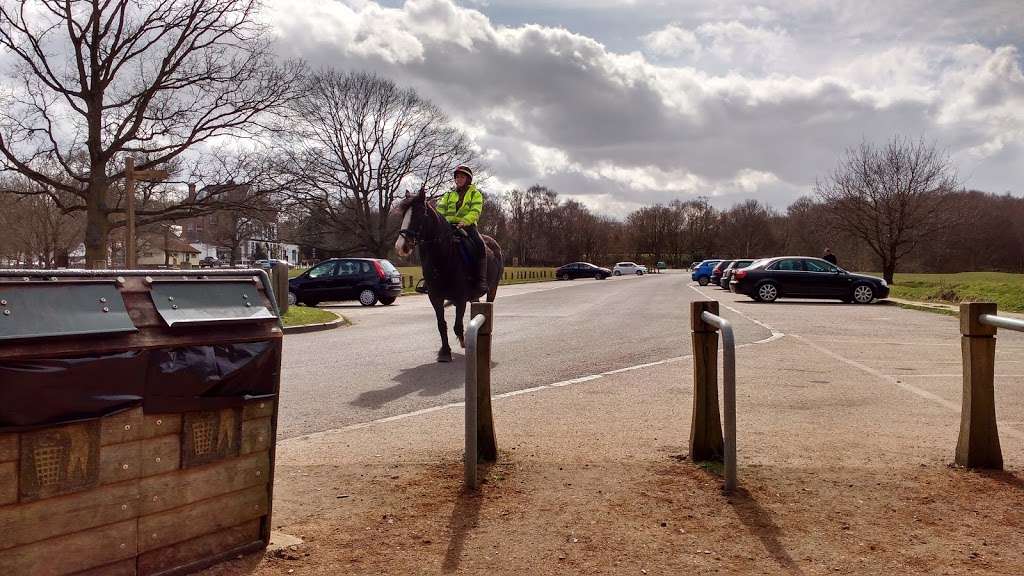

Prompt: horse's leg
xmin=454 ymin=300 xmax=467 ymax=348
xmin=430 ymin=293 xmax=452 ymax=362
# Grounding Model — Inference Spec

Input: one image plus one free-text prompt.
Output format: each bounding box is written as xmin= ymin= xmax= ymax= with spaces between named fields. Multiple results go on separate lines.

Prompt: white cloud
xmin=262 ymin=0 xmax=1023 ymax=216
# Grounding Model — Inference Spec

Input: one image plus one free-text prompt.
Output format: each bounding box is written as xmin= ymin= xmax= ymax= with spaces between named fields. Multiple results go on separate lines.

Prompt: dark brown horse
xmin=394 ymin=188 xmax=504 ymax=362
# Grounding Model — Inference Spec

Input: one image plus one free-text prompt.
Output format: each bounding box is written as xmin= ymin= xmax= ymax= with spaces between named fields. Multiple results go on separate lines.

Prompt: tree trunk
xmin=882 ymin=260 xmax=896 ymax=285
xmin=84 ymin=179 xmax=111 ymax=269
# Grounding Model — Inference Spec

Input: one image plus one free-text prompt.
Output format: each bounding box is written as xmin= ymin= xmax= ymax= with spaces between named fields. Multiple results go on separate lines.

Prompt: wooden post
xmin=471 ymin=302 xmax=497 ymax=461
xmin=690 ymin=301 xmax=724 ymax=461
xmin=125 ymin=157 xmax=136 ymax=269
xmin=271 ymin=262 xmax=289 ymax=316
xmin=956 ymin=302 xmax=1002 ymax=469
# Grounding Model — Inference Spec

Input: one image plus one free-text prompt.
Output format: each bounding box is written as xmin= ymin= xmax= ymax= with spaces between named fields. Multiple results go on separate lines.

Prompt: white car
xmin=612 ymin=262 xmax=646 ymax=276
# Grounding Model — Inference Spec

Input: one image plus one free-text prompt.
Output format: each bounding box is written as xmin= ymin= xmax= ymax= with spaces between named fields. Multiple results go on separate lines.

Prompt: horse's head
xmin=394 ymin=187 xmax=428 ymax=257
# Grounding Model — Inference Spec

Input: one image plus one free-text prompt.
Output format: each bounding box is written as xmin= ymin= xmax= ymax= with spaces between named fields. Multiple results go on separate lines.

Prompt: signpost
xmin=124 ymin=157 xmax=170 ymax=269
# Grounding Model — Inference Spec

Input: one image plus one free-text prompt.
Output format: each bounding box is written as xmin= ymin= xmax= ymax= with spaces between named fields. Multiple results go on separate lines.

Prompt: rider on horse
xmin=436 ymin=165 xmax=488 ymax=296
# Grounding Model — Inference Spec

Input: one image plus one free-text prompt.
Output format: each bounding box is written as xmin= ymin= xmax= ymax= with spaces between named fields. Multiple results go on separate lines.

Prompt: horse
xmin=394 ymin=188 xmax=504 ymax=362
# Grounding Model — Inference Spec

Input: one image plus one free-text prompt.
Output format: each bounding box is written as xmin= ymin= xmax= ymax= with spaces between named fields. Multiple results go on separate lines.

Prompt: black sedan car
xmin=288 ymin=258 xmax=403 ymax=307
xmin=730 ymin=256 xmax=889 ymax=303
xmin=555 ymin=262 xmax=611 ymax=280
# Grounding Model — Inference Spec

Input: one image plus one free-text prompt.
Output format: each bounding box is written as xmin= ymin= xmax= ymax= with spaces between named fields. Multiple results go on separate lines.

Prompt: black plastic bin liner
xmin=0 ymin=351 xmax=147 ymax=430
xmin=145 ymin=341 xmax=279 ymax=412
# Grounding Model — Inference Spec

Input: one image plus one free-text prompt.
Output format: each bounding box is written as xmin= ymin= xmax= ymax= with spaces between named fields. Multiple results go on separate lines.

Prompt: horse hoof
xmin=437 ymin=350 xmax=453 ymax=362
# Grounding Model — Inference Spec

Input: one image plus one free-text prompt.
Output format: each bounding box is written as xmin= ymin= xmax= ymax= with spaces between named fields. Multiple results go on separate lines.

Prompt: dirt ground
xmin=198 ymin=324 xmax=1024 ymax=576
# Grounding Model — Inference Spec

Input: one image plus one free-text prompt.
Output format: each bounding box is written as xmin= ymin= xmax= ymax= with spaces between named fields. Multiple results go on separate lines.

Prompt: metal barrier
xmin=690 ymin=301 xmax=737 ymax=492
xmin=464 ymin=302 xmax=497 ymax=489
xmin=957 ymin=302 xmax=1024 ymax=469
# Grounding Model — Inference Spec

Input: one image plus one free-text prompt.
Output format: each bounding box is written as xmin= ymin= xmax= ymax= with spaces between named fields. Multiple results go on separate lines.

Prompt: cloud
xmin=263 ymin=0 xmax=1023 ymax=216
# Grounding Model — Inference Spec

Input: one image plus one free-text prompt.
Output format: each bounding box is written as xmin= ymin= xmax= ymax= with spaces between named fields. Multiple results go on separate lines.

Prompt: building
xmin=137 ymin=233 xmax=201 ymax=267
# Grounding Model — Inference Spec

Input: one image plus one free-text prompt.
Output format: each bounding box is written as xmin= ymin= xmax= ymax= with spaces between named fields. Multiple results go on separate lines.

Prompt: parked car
xmin=612 ymin=262 xmax=645 ymax=276
xmin=255 ymin=258 xmax=291 ymax=270
xmin=730 ymin=256 xmax=889 ymax=304
xmin=690 ymin=260 xmax=722 ymax=286
xmin=555 ymin=262 xmax=611 ymax=280
xmin=198 ymin=256 xmax=223 ymax=268
xmin=719 ymin=259 xmax=755 ymax=289
xmin=288 ymin=258 xmax=403 ymax=307
xmin=710 ymin=260 xmax=734 ymax=287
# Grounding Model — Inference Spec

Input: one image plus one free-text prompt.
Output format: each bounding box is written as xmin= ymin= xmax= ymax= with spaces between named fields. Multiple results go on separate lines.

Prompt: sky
xmin=263 ymin=0 xmax=1024 ymax=216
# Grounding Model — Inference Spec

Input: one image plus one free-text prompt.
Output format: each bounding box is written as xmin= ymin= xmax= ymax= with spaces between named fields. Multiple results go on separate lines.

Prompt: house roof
xmin=139 ymin=234 xmax=201 ymax=254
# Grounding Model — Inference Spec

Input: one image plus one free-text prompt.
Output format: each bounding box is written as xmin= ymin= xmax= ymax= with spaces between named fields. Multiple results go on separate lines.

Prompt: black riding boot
xmin=475 ymin=253 xmax=489 ymax=297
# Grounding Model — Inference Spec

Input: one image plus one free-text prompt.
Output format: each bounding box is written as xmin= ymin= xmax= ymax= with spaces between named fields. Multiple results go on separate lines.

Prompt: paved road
xmin=278 ymin=272 xmax=772 ymax=439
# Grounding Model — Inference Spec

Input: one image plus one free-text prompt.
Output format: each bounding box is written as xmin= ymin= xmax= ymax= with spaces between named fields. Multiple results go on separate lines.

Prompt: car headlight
xmin=880 ymin=279 xmax=888 ymax=287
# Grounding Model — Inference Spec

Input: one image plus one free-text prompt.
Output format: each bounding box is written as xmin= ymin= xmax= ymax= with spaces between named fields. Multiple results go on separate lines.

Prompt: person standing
xmin=823 ymin=248 xmax=837 ymax=265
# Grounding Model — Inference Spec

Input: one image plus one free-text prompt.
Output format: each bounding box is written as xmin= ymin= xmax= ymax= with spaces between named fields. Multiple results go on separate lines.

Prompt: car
xmin=198 ymin=256 xmax=223 ymax=268
xmin=288 ymin=258 xmax=403 ymax=307
xmin=730 ymin=256 xmax=889 ymax=304
xmin=690 ymin=260 xmax=722 ymax=286
xmin=719 ymin=259 xmax=755 ymax=289
xmin=612 ymin=262 xmax=645 ymax=276
xmin=254 ymin=258 xmax=291 ymax=270
xmin=710 ymin=260 xmax=734 ymax=288
xmin=555 ymin=262 xmax=611 ymax=280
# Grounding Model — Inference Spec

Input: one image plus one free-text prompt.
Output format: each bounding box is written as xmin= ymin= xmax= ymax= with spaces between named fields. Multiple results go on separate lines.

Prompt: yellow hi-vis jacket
xmin=436 ymin=185 xmax=484 ymax=226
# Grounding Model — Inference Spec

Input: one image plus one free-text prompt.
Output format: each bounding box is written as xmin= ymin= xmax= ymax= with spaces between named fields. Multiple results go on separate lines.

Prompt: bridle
xmin=398 ymin=199 xmax=455 ymax=250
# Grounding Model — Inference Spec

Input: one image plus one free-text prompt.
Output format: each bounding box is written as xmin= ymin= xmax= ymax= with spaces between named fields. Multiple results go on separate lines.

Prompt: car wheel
xmin=755 ymin=281 xmax=780 ymax=303
xmin=287 ymin=291 xmax=297 ymax=306
xmin=698 ymin=276 xmax=710 ymax=286
xmin=613 ymin=270 xmax=621 ymax=276
xmin=379 ymin=296 xmax=396 ymax=305
xmin=358 ymin=289 xmax=378 ymax=306
xmin=557 ymin=273 xmax=568 ymax=281
xmin=594 ymin=273 xmax=604 ymax=280
xmin=635 ymin=270 xmax=643 ymax=276
xmin=302 ymin=300 xmax=319 ymax=307
xmin=852 ymin=284 xmax=875 ymax=304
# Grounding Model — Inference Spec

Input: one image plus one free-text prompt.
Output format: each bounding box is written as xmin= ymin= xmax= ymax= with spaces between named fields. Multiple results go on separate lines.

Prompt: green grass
xmin=281 ymin=306 xmax=341 ymax=327
xmin=396 ymin=266 xmax=556 ymax=293
xmin=868 ymin=272 xmax=1024 ymax=313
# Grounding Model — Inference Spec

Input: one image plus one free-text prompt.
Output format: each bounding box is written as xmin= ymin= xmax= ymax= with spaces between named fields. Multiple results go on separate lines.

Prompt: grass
xmin=281 ymin=306 xmax=341 ymax=327
xmin=869 ymin=272 xmax=1024 ymax=313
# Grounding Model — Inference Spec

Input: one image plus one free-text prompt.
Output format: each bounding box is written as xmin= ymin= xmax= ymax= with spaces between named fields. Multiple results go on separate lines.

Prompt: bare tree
xmin=816 ymin=137 xmax=959 ymax=283
xmin=282 ymin=70 xmax=476 ymax=258
xmin=0 ymin=0 xmax=303 ymax=266
xmin=0 ymin=176 xmax=84 ymax=266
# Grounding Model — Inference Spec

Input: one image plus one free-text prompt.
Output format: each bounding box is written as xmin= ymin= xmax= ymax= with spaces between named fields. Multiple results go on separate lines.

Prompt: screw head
xmin=99 ymin=297 xmax=107 ymax=303
xmin=0 ymin=300 xmax=6 ymax=306
xmin=102 ymin=306 xmax=110 ymax=313
xmin=246 ymin=302 xmax=252 ymax=307
xmin=155 ymin=457 xmax=161 ymax=463
xmin=242 ymin=293 xmax=249 ymax=299
xmin=124 ymin=424 xmax=131 ymax=431
xmin=171 ymin=304 xmax=178 ymax=310
xmin=2 ymin=310 xmax=9 ymax=316
xmin=121 ymin=463 xmax=129 ymax=470
xmin=155 ymin=419 xmax=162 ymax=426
xmin=168 ymin=296 xmax=174 ymax=302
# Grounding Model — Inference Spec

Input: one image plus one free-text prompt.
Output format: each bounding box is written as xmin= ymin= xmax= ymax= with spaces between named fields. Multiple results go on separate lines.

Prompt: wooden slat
xmin=138 ymin=519 xmax=261 ymax=576
xmin=0 ymin=461 xmax=15 ymax=506
xmin=138 ymin=485 xmax=268 ymax=553
xmin=142 ymin=413 xmax=181 ymax=439
xmin=139 ymin=451 xmax=269 ymax=516
xmin=140 ymin=435 xmax=180 ymax=478
xmin=243 ymin=399 xmax=274 ymax=421
xmin=0 ymin=434 xmax=16 ymax=462
xmin=0 ymin=480 xmax=138 ymax=551
xmin=72 ymin=558 xmax=136 ymax=576
xmin=240 ymin=417 xmax=271 ymax=455
xmin=0 ymin=457 xmax=15 ymax=502
xmin=100 ymin=441 xmax=141 ymax=485
xmin=102 ymin=408 xmax=144 ymax=446
xmin=0 ymin=518 xmax=137 ymax=576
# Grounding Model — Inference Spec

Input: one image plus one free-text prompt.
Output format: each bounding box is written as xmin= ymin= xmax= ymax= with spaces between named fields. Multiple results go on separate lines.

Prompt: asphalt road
xmin=277 ymin=272 xmax=773 ymax=439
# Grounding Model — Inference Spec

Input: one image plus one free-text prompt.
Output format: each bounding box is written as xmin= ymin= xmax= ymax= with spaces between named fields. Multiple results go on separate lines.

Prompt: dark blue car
xmin=691 ymin=260 xmax=722 ymax=286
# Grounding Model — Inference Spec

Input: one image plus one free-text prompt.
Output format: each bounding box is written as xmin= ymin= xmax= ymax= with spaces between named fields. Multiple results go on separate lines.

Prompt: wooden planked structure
xmin=0 ymin=271 xmax=282 ymax=576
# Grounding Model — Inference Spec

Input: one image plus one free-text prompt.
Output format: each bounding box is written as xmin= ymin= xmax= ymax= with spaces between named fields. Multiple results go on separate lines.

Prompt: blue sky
xmin=266 ymin=0 xmax=1024 ymax=216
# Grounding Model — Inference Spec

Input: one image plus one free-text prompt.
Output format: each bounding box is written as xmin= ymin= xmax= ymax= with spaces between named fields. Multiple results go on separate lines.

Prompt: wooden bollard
xmin=271 ymin=262 xmax=289 ymax=315
xmin=690 ymin=301 xmax=724 ymax=461
xmin=471 ymin=302 xmax=498 ymax=461
xmin=956 ymin=302 xmax=1002 ymax=469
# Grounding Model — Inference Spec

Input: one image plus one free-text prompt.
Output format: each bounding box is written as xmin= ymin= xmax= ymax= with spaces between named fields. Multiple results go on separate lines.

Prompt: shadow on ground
xmin=350 ymin=359 xmax=501 ymax=409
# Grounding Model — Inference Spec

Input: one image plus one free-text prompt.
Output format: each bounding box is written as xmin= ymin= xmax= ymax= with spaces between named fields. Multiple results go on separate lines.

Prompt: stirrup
xmin=415 ymin=279 xmax=429 ymax=294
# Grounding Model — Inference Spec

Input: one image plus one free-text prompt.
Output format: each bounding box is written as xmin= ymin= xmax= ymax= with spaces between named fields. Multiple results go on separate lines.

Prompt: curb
xmin=282 ymin=315 xmax=347 ymax=335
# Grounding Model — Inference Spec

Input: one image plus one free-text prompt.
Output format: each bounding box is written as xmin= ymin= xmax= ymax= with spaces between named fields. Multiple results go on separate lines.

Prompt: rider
xmin=436 ymin=165 xmax=488 ymax=296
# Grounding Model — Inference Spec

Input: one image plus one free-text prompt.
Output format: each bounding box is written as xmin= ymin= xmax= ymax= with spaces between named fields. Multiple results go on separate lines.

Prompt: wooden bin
xmin=0 ymin=271 xmax=283 ymax=576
